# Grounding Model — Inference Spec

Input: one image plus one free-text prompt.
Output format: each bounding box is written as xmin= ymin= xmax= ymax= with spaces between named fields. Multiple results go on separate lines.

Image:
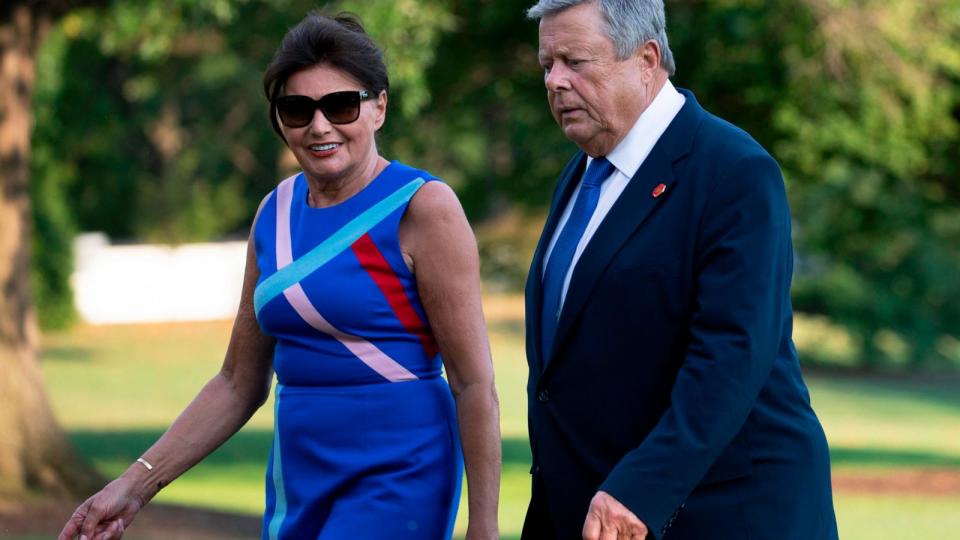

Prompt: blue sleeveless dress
xmin=253 ymin=161 xmax=463 ymax=539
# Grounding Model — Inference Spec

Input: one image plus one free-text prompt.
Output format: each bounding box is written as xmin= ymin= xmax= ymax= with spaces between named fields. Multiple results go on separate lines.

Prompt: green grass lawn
xmin=29 ymin=300 xmax=960 ymax=540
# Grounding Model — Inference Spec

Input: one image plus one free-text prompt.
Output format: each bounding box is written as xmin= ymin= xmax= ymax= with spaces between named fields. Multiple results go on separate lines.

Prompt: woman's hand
xmin=58 ymin=477 xmax=144 ymax=540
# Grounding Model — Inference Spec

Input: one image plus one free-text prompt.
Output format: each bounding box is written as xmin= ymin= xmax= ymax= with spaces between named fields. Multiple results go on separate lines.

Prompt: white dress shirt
xmin=543 ymin=79 xmax=686 ymax=308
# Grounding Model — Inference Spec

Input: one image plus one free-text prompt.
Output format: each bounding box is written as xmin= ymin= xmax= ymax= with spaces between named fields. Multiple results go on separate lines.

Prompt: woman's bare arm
xmin=401 ymin=181 xmax=501 ymax=540
xmin=60 ymin=224 xmax=275 ymax=540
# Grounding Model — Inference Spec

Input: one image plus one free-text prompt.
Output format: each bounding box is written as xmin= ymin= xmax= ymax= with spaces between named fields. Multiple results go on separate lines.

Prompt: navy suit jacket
xmin=523 ymin=89 xmax=838 ymax=539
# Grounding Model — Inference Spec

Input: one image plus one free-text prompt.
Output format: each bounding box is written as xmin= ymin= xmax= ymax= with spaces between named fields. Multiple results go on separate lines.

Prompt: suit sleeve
xmin=598 ymin=151 xmax=794 ymax=538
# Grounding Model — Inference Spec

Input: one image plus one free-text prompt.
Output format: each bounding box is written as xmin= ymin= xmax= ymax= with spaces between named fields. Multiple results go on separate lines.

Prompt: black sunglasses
xmin=274 ymin=90 xmax=374 ymax=127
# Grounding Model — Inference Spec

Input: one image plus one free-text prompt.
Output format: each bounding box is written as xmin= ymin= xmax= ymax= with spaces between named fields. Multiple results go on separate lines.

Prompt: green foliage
xmin=37 ymin=1 xmax=288 ymax=243
xmin=774 ymin=0 xmax=960 ymax=367
xmin=383 ymin=0 xmax=570 ymax=214
xmin=31 ymin=26 xmax=77 ymax=330
xmin=339 ymin=0 xmax=456 ymax=117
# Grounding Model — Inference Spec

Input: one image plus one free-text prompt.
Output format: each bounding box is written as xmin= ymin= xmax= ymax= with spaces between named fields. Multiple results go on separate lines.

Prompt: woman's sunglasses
xmin=274 ymin=90 xmax=374 ymax=128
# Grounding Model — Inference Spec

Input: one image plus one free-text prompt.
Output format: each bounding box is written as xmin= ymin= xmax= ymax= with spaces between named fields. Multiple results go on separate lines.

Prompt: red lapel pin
xmin=652 ymin=183 xmax=667 ymax=198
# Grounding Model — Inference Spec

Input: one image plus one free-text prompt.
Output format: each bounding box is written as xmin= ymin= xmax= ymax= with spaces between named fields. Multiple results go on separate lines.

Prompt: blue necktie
xmin=541 ymin=156 xmax=615 ymax=361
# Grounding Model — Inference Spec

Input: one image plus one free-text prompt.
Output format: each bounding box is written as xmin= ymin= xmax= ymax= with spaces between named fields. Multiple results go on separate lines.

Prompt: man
xmin=522 ymin=1 xmax=839 ymax=539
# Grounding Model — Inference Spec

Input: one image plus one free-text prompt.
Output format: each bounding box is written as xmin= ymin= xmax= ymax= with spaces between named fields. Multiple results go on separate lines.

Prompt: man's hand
xmin=582 ymin=491 xmax=649 ymax=540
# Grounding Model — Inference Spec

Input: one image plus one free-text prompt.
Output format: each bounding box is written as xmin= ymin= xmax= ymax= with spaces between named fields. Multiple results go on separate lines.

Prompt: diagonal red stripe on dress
xmin=351 ymin=233 xmax=441 ymax=358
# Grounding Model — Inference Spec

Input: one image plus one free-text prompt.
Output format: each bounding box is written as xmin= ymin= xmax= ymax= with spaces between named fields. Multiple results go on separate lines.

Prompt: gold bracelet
xmin=136 ymin=457 xmax=154 ymax=471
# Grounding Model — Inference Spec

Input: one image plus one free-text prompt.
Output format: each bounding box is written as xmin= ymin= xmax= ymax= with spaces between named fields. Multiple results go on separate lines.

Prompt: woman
xmin=59 ymin=13 xmax=500 ymax=540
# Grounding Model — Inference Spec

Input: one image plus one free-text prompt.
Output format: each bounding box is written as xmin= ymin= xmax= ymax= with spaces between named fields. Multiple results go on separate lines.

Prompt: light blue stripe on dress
xmin=254 ymin=177 xmax=426 ymax=316
xmin=266 ymin=384 xmax=287 ymax=540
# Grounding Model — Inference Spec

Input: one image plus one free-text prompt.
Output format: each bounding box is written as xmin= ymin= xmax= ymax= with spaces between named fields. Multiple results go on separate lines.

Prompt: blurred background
xmin=1 ymin=0 xmax=958 ymax=538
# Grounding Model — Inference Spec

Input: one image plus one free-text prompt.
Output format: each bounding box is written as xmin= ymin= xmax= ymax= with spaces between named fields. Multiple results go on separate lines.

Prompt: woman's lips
xmin=307 ymin=142 xmax=340 ymax=158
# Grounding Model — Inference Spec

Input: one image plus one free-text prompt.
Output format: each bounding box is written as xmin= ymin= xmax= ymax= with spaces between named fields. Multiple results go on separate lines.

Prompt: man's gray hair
xmin=527 ymin=0 xmax=676 ymax=75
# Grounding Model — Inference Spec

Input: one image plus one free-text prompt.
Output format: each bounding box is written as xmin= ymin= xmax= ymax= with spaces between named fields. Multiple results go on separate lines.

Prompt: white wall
xmin=72 ymin=233 xmax=247 ymax=324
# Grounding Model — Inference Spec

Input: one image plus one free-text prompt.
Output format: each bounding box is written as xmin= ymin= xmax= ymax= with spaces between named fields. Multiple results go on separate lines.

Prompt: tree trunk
xmin=0 ymin=2 xmax=102 ymax=500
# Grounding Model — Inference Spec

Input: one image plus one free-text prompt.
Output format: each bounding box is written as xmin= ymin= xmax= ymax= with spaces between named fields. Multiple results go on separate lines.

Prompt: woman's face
xmin=279 ymin=63 xmax=386 ymax=185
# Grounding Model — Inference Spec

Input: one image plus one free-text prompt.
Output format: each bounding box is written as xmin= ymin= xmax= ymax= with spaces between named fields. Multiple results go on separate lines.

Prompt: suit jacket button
xmin=538 ymin=389 xmax=550 ymax=402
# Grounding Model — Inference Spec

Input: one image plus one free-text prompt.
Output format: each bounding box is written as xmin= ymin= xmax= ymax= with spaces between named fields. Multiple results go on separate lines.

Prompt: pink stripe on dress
xmin=274 ymin=175 xmax=417 ymax=383
xmin=275 ymin=174 xmax=297 ymax=268
xmin=282 ymin=283 xmax=417 ymax=382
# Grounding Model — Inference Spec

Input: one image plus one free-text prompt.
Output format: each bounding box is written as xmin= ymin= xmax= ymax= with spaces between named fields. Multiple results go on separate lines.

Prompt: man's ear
xmin=636 ymin=40 xmax=662 ymax=82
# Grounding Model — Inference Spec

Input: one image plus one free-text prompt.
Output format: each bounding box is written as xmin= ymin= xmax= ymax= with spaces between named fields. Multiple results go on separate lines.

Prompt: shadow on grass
xmin=508 ymin=436 xmax=960 ymax=469
xmin=807 ymin=371 xmax=960 ymax=413
xmin=72 ymin=429 xmax=957 ymax=473
xmin=505 ymin=436 xmax=960 ymax=471
xmin=831 ymin=446 xmax=960 ymax=468
xmin=488 ymin=319 xmax=525 ymax=337
xmin=39 ymin=345 xmax=93 ymax=363
xmin=503 ymin=436 xmax=532 ymax=468
xmin=71 ymin=429 xmax=535 ymax=469
xmin=69 ymin=428 xmax=273 ymax=466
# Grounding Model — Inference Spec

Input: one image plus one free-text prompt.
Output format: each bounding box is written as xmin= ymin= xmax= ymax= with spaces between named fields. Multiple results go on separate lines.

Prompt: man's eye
xmin=568 ymin=59 xmax=584 ymax=68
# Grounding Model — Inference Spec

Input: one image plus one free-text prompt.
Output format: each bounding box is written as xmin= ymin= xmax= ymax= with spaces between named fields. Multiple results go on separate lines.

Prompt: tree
xmin=0 ymin=0 xmax=104 ymax=499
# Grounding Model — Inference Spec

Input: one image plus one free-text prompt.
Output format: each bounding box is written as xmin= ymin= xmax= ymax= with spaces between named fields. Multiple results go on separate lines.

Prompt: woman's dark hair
xmin=263 ymin=12 xmax=390 ymax=141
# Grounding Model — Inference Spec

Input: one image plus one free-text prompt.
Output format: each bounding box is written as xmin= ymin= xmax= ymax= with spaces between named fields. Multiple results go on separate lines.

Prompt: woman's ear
xmin=374 ymin=90 xmax=388 ymax=131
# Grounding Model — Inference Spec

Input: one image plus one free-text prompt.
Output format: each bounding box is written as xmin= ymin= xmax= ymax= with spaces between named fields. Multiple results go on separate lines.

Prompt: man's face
xmin=538 ymin=2 xmax=647 ymax=156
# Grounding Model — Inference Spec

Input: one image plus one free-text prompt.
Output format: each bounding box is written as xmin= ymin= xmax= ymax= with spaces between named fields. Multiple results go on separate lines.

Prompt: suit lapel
xmin=542 ymin=89 xmax=705 ymax=372
xmin=526 ymin=152 xmax=588 ymax=372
